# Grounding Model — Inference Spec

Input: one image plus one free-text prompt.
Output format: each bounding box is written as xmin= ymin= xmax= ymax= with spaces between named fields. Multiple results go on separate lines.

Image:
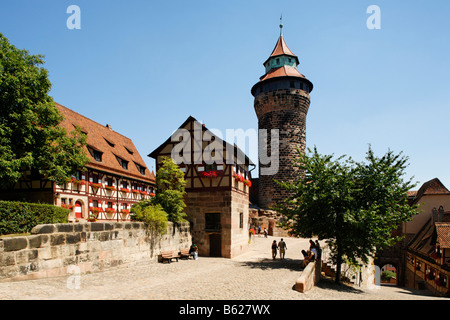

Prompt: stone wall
xmin=185 ymin=189 xmax=249 ymax=258
xmin=0 ymin=221 xmax=191 ymax=282
xmin=249 ymin=207 xmax=290 ymax=237
xmin=254 ymin=89 xmax=310 ymax=209
xmin=295 ymin=260 xmax=322 ymax=293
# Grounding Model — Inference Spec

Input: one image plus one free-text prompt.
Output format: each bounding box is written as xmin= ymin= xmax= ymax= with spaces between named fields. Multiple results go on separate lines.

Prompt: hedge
xmin=0 ymin=201 xmax=69 ymax=235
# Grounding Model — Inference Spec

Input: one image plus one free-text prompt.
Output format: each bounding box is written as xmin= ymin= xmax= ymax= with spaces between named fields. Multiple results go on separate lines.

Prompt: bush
xmin=381 ymin=270 xmax=396 ymax=282
xmin=130 ymin=201 xmax=168 ymax=235
xmin=0 ymin=200 xmax=69 ymax=235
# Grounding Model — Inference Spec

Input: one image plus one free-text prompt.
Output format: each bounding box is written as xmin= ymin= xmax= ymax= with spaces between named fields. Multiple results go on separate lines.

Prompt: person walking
xmin=271 ymin=240 xmax=278 ymax=259
xmin=278 ymin=238 xmax=287 ymax=260
xmin=264 ymin=228 xmax=268 ymax=238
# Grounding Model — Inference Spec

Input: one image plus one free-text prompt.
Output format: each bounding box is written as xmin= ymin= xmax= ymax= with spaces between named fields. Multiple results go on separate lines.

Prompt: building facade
xmin=0 ymin=103 xmax=156 ymax=222
xmin=376 ymin=178 xmax=450 ymax=295
xmin=149 ymin=116 xmax=254 ymax=258
xmin=251 ymin=30 xmax=313 ymax=209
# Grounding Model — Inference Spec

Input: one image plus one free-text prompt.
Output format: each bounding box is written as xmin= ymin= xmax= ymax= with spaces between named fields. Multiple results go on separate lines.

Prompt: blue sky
xmin=1 ymin=0 xmax=449 ymax=190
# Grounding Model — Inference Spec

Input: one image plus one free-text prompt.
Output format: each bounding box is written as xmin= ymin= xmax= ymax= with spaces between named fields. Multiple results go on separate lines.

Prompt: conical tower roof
xmin=264 ymin=35 xmax=299 ymax=65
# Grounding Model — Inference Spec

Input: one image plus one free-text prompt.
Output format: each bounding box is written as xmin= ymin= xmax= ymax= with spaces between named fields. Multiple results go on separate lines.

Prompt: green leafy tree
xmin=154 ymin=157 xmax=187 ymax=222
xmin=275 ymin=146 xmax=417 ymax=284
xmin=0 ymin=33 xmax=88 ymax=187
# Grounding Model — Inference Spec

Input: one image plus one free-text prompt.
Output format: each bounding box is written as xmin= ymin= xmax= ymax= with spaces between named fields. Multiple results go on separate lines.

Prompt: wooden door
xmin=75 ymin=201 xmax=82 ymax=219
xmin=209 ymin=233 xmax=222 ymax=257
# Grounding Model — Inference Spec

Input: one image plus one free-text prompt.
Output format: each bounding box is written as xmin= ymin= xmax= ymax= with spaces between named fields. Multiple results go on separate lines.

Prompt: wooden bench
xmin=179 ymin=248 xmax=193 ymax=259
xmin=160 ymin=250 xmax=180 ymax=263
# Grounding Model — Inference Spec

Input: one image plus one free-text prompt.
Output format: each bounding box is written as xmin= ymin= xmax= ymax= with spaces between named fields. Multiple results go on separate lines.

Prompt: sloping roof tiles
xmin=436 ymin=222 xmax=450 ymax=248
xmin=56 ymin=103 xmax=155 ymax=184
xmin=259 ymin=65 xmax=306 ymax=81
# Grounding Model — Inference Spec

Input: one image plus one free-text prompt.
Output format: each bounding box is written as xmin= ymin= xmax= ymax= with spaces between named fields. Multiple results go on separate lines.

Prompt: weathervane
xmin=279 ymin=14 xmax=283 ymax=35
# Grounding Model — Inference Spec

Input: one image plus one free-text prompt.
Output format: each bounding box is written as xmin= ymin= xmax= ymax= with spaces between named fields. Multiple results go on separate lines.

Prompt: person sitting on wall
xmin=302 ymin=250 xmax=315 ymax=268
xmin=189 ymin=244 xmax=198 ymax=260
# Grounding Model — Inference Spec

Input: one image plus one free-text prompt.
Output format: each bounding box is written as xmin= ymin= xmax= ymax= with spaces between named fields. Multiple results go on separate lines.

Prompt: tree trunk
xmin=335 ymin=252 xmax=342 ymax=284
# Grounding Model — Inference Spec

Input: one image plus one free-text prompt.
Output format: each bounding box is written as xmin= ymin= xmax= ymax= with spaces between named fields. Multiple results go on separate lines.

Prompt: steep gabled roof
xmin=56 ymin=103 xmax=155 ymax=184
xmin=148 ymin=115 xmax=254 ymax=167
xmin=410 ymin=178 xmax=450 ymax=204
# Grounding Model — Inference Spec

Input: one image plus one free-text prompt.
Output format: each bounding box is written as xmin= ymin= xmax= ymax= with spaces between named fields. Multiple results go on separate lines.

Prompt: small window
xmin=104 ymin=138 xmax=115 ymax=147
xmin=135 ymin=163 xmax=146 ymax=175
xmin=205 ymin=213 xmax=221 ymax=231
xmin=106 ymin=178 xmax=113 ymax=187
xmin=116 ymin=156 xmax=128 ymax=170
xmin=93 ymin=200 xmax=98 ymax=207
xmin=205 ymin=163 xmax=217 ymax=171
xmin=92 ymin=175 xmax=99 ymax=184
xmin=122 ymin=181 xmax=128 ymax=189
xmin=239 ymin=213 xmax=244 ymax=229
xmin=276 ymin=58 xmax=280 ymax=64
xmin=290 ymin=81 xmax=295 ymax=88
xmin=124 ymin=146 xmax=134 ymax=155
xmin=87 ymin=146 xmax=103 ymax=162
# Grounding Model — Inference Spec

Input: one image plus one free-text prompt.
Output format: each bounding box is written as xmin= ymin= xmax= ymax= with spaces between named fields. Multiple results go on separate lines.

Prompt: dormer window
xmin=104 ymin=138 xmax=115 ymax=147
xmin=115 ymin=156 xmax=128 ymax=170
xmin=87 ymin=146 xmax=103 ymax=162
xmin=135 ymin=162 xmax=146 ymax=175
xmin=124 ymin=146 xmax=134 ymax=155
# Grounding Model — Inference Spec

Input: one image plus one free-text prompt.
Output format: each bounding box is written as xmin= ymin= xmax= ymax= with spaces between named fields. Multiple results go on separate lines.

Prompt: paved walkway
xmin=0 ymin=236 xmax=446 ymax=300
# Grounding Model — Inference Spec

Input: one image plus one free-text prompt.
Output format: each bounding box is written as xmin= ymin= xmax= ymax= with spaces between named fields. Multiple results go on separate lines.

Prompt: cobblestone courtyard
xmin=0 ymin=236 xmax=446 ymax=300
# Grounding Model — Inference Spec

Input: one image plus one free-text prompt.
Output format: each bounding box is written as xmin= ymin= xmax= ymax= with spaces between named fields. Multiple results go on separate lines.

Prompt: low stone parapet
xmin=295 ymin=259 xmax=322 ymax=293
xmin=0 ymin=221 xmax=191 ymax=282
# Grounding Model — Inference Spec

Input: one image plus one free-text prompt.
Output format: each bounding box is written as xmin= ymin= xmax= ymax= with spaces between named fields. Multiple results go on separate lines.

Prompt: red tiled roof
xmin=436 ymin=222 xmax=450 ymax=248
xmin=56 ymin=103 xmax=155 ymax=184
xmin=269 ymin=35 xmax=296 ymax=57
xmin=259 ymin=65 xmax=306 ymax=81
xmin=410 ymin=178 xmax=450 ymax=204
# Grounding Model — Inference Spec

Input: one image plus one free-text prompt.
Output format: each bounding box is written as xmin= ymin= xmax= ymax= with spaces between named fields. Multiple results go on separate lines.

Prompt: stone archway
xmin=380 ymin=263 xmax=398 ymax=285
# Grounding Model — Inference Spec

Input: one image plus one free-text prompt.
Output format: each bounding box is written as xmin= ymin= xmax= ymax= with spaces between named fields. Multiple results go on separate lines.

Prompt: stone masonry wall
xmin=254 ymin=89 xmax=310 ymax=209
xmin=0 ymin=221 xmax=191 ymax=282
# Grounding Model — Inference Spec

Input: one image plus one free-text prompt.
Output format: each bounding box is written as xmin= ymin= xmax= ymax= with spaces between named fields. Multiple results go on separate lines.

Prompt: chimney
xmin=438 ymin=206 xmax=444 ymax=222
xmin=106 ymin=124 xmax=112 ymax=130
xmin=432 ymin=207 xmax=438 ymax=224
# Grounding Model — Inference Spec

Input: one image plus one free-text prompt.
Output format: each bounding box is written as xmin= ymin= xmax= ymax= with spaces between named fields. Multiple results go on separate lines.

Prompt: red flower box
xmin=89 ymin=207 xmax=103 ymax=214
xmin=201 ymin=171 xmax=218 ymax=179
xmin=120 ymin=188 xmax=130 ymax=193
xmin=89 ymin=182 xmax=103 ymax=189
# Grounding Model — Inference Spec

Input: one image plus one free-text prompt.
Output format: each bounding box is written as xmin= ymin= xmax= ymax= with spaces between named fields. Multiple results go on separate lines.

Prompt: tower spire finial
xmin=279 ymin=14 xmax=283 ymax=36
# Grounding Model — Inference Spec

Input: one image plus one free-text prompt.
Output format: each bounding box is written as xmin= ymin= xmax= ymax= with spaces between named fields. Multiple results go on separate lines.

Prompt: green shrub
xmin=381 ymin=270 xmax=396 ymax=282
xmin=130 ymin=202 xmax=168 ymax=235
xmin=0 ymin=200 xmax=69 ymax=235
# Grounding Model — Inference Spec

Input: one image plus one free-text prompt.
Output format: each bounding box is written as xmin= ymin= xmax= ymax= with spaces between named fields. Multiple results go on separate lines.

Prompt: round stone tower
xmin=251 ymin=29 xmax=313 ymax=209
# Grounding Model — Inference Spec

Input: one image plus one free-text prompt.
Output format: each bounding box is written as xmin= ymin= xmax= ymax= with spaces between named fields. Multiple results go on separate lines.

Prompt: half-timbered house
xmin=0 ymin=103 xmax=156 ymax=222
xmin=149 ymin=116 xmax=255 ymax=258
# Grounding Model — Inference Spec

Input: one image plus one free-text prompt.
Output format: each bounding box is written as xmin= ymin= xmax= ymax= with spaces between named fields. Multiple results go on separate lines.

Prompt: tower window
xmin=205 ymin=213 xmax=221 ymax=231
xmin=290 ymin=81 xmax=295 ymax=88
xmin=276 ymin=58 xmax=280 ymax=64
